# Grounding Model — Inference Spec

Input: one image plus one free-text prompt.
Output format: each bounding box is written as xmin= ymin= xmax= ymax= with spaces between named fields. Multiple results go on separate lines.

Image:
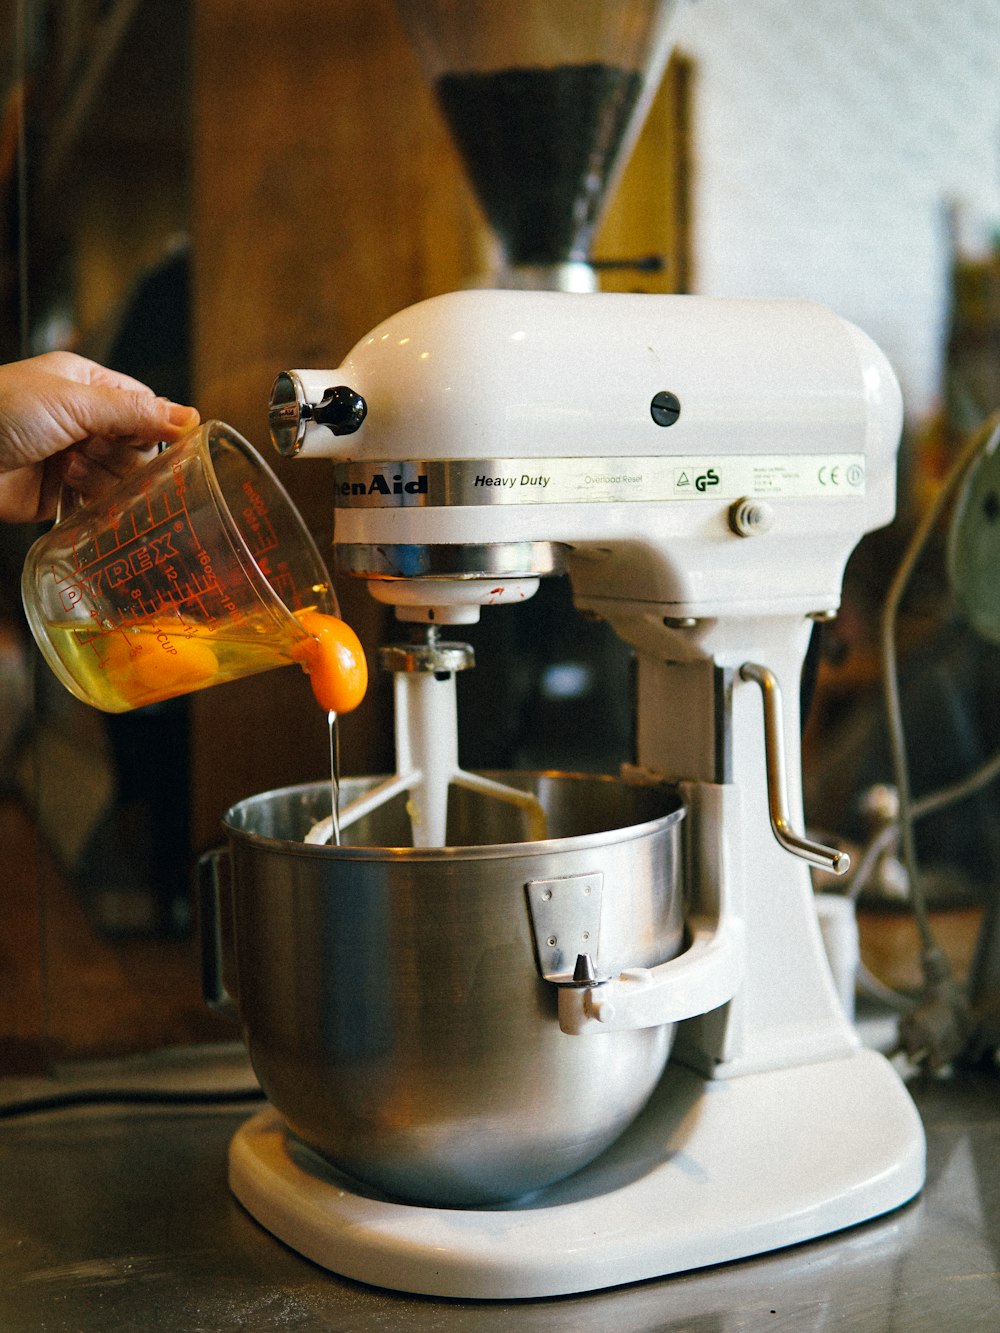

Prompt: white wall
xmin=672 ymin=0 xmax=1000 ymax=421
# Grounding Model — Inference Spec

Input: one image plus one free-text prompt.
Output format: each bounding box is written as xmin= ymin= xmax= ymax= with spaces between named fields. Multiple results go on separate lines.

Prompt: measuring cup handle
xmin=53 ymin=480 xmax=82 ymax=525
xmin=198 ymin=846 xmax=240 ymax=1023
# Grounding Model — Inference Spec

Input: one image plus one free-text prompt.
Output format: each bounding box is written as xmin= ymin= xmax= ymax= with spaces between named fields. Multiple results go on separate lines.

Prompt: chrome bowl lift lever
xmin=740 ymin=662 xmax=850 ymax=876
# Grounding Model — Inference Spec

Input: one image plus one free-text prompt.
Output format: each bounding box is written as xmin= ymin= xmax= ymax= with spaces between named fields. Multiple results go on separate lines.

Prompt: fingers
xmin=0 ymin=358 xmax=200 ymax=464
xmin=48 ymin=355 xmax=198 ymax=431
xmin=59 ymin=435 xmax=163 ymax=510
xmin=78 ymin=435 xmax=160 ymax=471
xmin=0 ymin=353 xmax=202 ymax=522
xmin=58 ymin=455 xmax=133 ymax=511
xmin=68 ymin=382 xmax=200 ymax=444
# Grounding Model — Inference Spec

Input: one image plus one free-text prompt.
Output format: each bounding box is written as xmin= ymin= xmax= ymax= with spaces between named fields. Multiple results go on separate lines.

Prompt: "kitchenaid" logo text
xmin=337 ymin=473 xmax=428 ymax=497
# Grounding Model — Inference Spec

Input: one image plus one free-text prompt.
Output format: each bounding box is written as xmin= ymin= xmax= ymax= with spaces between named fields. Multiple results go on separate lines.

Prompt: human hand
xmin=0 ymin=350 xmax=200 ymax=522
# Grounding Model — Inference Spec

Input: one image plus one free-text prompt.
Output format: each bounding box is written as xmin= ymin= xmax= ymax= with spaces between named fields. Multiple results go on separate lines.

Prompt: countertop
xmin=1 ymin=1046 xmax=998 ymax=1333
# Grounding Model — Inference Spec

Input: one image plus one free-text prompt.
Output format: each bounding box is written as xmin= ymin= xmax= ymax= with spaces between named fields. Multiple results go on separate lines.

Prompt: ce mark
xmin=818 ymin=463 xmax=864 ymax=488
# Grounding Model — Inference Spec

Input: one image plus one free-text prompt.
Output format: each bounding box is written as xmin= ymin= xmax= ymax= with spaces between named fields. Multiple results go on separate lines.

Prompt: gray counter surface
xmin=1 ymin=1054 xmax=997 ymax=1332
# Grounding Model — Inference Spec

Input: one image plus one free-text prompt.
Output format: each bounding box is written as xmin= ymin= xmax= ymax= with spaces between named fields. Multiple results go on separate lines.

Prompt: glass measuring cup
xmin=21 ymin=420 xmax=337 ymax=713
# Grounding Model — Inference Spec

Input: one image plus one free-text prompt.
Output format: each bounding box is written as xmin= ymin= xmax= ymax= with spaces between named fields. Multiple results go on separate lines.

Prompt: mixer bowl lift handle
xmin=739 ymin=662 xmax=850 ymax=876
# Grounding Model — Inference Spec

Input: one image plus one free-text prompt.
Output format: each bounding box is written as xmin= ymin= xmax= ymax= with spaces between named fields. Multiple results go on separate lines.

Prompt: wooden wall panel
xmin=189 ymin=0 xmax=485 ymax=844
xmin=596 ymin=54 xmax=692 ymax=295
xmin=192 ymin=0 xmax=483 ymax=420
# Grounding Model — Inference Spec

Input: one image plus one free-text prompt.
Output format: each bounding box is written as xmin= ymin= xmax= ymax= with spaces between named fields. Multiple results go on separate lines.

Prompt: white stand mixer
xmin=225 ymin=288 xmax=925 ymax=1298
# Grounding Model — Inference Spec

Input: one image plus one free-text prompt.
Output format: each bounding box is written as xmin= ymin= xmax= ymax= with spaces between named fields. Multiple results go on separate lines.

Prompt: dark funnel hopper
xmin=394 ymin=0 xmax=684 ymax=288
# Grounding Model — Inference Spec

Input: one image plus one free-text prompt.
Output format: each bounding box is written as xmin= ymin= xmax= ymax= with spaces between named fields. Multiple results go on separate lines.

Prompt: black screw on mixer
xmin=650 ymin=390 xmax=681 ymax=427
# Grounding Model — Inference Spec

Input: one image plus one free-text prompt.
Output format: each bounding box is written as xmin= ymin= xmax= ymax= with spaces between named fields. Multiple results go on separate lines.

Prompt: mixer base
xmin=229 ymin=1048 xmax=925 ymax=1299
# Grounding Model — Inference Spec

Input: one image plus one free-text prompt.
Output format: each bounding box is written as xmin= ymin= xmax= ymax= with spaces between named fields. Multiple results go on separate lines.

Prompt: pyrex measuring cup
xmin=21 ymin=420 xmax=337 ymax=713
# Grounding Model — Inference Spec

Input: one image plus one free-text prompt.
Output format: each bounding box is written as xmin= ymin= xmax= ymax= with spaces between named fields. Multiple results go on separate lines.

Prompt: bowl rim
xmin=220 ymin=770 xmax=685 ymax=863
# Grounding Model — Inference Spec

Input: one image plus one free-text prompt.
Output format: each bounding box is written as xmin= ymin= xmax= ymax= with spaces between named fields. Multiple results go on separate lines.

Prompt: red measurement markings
xmin=68 ymin=621 xmax=112 ymax=655
xmin=240 ymin=480 xmax=280 ymax=560
xmin=123 ymin=567 xmax=224 ymax=622
xmin=66 ymin=487 xmax=192 ymax=578
xmin=52 ymin=464 xmax=205 ymax=616
xmin=266 ymin=564 xmax=300 ymax=609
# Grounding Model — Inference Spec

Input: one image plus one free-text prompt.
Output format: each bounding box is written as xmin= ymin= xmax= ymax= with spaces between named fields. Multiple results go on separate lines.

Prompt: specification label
xmin=333 ymin=455 xmax=867 ymax=507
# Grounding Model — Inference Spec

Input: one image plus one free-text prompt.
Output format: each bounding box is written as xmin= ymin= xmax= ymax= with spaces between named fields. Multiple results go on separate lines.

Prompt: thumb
xmin=60 ymin=382 xmax=200 ymax=445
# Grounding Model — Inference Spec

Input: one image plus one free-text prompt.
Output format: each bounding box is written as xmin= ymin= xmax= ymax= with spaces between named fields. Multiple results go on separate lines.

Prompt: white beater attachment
xmin=305 ymin=630 xmax=546 ymax=848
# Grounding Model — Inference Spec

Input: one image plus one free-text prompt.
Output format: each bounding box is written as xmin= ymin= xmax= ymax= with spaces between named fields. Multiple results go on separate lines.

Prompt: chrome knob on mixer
xmin=268 ymin=370 xmax=367 ymax=456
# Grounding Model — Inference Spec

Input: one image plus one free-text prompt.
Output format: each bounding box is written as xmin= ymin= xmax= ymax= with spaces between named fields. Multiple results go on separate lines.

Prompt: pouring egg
xmin=292 ymin=609 xmax=368 ymax=714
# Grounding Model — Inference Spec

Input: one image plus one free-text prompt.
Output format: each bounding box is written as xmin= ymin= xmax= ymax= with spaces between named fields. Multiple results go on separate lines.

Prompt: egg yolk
xmin=293 ymin=610 xmax=368 ymax=714
xmin=129 ymin=633 xmax=219 ymax=693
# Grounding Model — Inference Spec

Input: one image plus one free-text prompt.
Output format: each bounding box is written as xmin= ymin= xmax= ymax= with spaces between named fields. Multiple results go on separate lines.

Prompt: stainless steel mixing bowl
xmin=207 ymin=771 xmax=685 ymax=1206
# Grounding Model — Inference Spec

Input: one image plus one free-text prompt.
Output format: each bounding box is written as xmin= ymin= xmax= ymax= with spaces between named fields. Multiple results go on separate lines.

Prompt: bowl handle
xmin=557 ymin=781 xmax=746 ymax=1036
xmin=198 ymin=846 xmax=240 ymax=1023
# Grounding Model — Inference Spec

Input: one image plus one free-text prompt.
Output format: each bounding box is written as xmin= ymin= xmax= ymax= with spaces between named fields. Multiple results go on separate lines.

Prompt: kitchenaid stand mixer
xmin=215 ymin=0 xmax=925 ymax=1300
xmin=224 ymin=289 xmax=926 ymax=1298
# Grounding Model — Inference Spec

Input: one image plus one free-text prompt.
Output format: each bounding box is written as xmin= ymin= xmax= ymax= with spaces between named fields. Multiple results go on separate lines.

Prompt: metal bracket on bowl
xmin=525 ymin=872 xmax=606 ymax=986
